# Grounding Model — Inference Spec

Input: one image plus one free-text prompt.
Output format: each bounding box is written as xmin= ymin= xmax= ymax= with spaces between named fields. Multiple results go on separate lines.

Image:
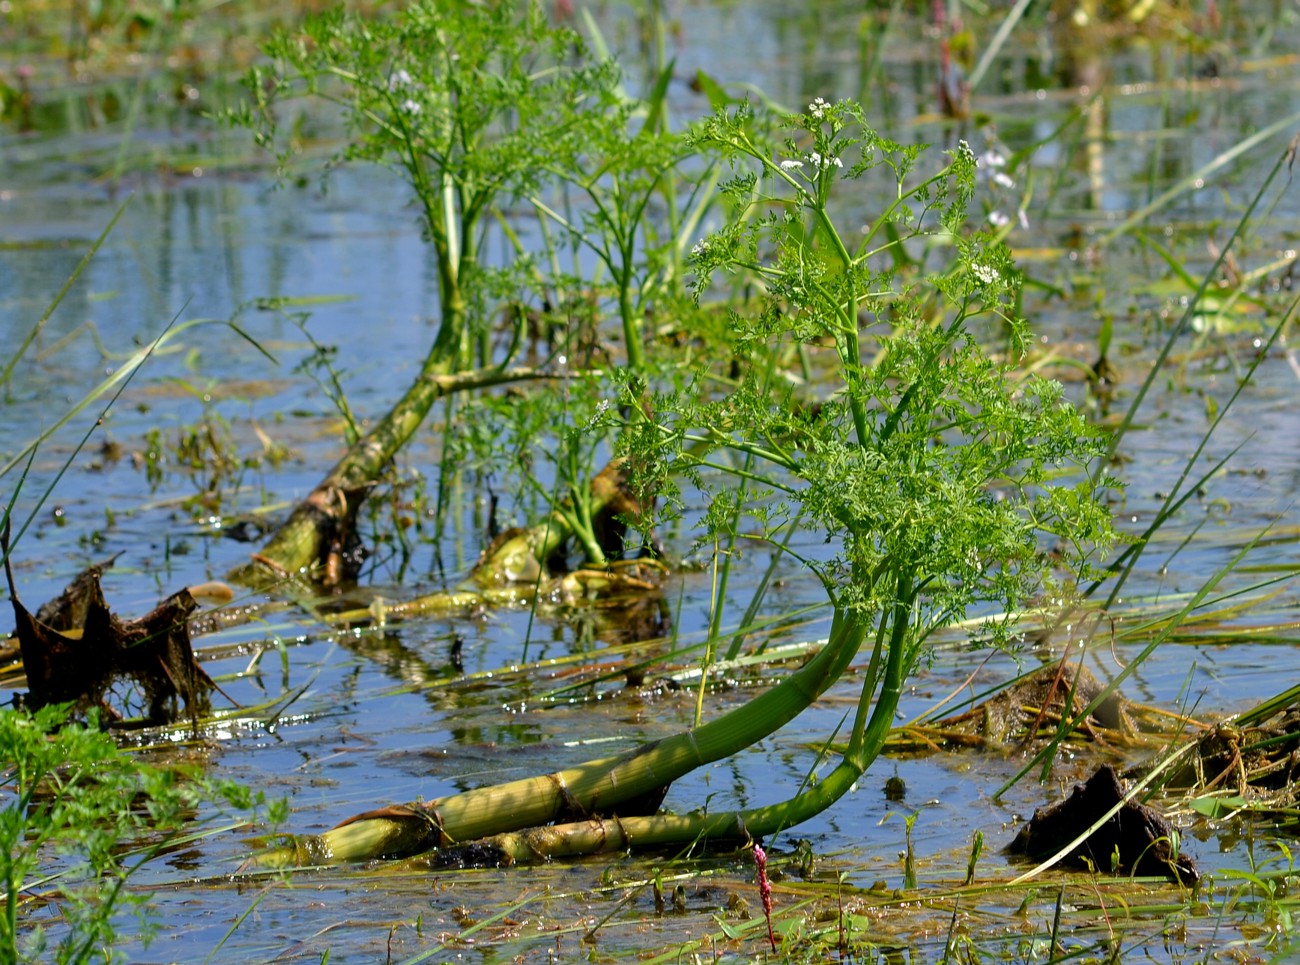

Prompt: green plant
xmin=653 ymin=94 xmax=1116 ymax=777
xmin=258 ymin=97 xmax=1118 ymax=866
xmin=225 ymin=0 xmax=678 ymax=583
xmin=526 ymin=73 xmax=714 ymax=375
xmin=235 ymin=0 xmax=625 ymax=374
xmin=1 ymin=704 xmax=196 ymax=963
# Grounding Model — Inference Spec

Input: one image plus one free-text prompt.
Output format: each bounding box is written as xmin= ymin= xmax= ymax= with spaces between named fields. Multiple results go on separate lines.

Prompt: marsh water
xmin=3 ymin=2 xmax=1300 ymax=961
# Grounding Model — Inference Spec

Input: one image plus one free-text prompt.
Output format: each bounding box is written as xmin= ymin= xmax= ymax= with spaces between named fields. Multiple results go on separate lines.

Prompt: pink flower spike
xmin=754 ymin=844 xmax=776 ymax=952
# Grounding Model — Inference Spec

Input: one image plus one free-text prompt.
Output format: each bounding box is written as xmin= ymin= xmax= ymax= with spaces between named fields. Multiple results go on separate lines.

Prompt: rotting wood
xmin=1007 ymin=763 xmax=1199 ymax=884
xmin=888 ymin=660 xmax=1145 ymax=753
xmin=1161 ymin=707 xmax=1300 ymax=806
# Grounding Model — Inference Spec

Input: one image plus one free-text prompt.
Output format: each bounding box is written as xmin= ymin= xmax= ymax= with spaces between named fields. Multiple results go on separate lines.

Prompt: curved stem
xmin=257 ymin=609 xmax=870 ymax=864
xmin=440 ymin=594 xmax=912 ymax=864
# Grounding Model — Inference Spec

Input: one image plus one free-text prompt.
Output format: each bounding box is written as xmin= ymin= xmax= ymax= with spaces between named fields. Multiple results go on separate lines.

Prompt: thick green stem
xmin=560 ymin=489 xmax=607 ymax=568
xmin=228 ymin=366 xmax=549 ymax=584
xmin=619 ymin=264 xmax=645 ymax=372
xmin=255 ymin=608 xmax=870 ymax=865
xmin=847 ymin=574 xmax=913 ymax=769
xmin=431 ymin=598 xmax=912 ymax=865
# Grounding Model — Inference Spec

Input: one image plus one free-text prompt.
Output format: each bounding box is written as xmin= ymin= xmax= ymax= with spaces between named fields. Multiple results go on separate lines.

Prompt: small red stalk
xmin=754 ymin=844 xmax=776 ymax=952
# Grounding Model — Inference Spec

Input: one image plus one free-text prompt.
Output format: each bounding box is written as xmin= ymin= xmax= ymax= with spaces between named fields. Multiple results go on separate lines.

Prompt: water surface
xmin=3 ymin=2 xmax=1300 ymax=961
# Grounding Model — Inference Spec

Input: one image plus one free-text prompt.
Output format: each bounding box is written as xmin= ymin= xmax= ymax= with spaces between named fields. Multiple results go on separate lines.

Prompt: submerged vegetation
xmin=2 ymin=0 xmax=1300 ymax=960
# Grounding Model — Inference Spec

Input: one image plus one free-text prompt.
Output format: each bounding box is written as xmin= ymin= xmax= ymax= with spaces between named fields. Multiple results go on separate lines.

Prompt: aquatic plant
xmin=225 ymin=0 xmax=696 ymax=582
xmin=0 ymin=699 xmax=276 ymax=964
xmin=8 ymin=0 xmax=1300 ymax=959
xmin=253 ymin=93 xmax=1116 ymax=866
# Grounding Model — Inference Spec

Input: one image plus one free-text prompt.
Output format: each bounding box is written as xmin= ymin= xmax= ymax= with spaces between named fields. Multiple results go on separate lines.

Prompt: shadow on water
xmin=3 ymin=1 xmax=1300 ymax=961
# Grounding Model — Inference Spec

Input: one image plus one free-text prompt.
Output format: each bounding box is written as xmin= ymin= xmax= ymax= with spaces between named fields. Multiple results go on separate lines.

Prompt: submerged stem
xmin=256 ymin=609 xmax=871 ymax=865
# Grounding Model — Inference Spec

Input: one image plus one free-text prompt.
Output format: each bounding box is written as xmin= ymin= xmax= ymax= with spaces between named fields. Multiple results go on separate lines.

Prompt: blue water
xmin=3 ymin=2 xmax=1300 ymax=961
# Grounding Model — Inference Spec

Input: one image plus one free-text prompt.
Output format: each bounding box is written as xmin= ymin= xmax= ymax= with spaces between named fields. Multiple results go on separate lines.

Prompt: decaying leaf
xmin=3 ymin=521 xmax=215 ymax=726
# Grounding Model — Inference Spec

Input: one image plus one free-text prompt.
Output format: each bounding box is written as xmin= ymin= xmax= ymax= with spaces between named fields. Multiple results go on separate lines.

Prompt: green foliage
xmin=229 ymin=0 xmax=719 ymax=573
xmin=1 ymin=705 xmax=195 ymax=963
xmin=0 ymin=703 xmax=277 ymax=963
xmin=224 ymin=2 xmax=1120 ymax=873
xmin=231 ymin=0 xmax=723 ymax=393
xmin=526 ymin=70 xmax=710 ymax=372
xmin=635 ymin=97 xmax=1116 ymax=660
xmin=232 ymin=0 xmax=627 ymax=369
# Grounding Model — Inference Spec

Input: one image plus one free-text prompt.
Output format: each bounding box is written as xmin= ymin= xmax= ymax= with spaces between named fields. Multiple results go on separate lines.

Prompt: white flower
xmin=807 ymin=152 xmax=843 ymax=171
xmin=402 ymin=99 xmax=421 ymax=115
xmin=691 ymin=239 xmax=709 ymax=257
xmin=992 ymin=171 xmax=1014 ymax=189
xmin=780 ymin=159 xmax=804 ymax=171
xmin=808 ymin=96 xmax=829 ymax=120
xmin=971 ymin=262 xmax=1000 ymax=285
xmin=388 ymin=68 xmax=414 ymax=91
